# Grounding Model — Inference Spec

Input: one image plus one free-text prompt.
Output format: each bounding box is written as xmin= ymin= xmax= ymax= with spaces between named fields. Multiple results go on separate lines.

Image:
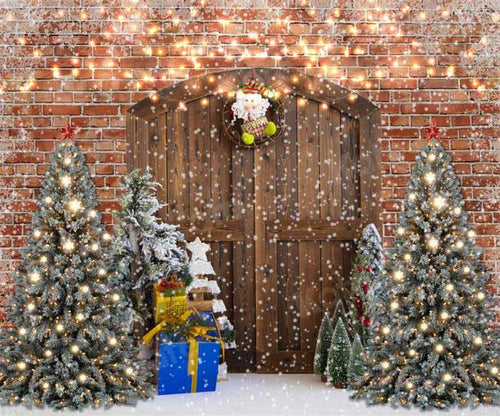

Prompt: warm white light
xmin=435 ymin=344 xmax=444 ymax=353
xmin=432 ymin=196 xmax=446 ymax=210
xmin=29 ymin=271 xmax=41 ymax=283
xmin=453 ymin=207 xmax=462 ymax=215
xmin=63 ymin=156 xmax=72 ymax=165
xmin=91 ymin=243 xmax=99 ymax=252
xmin=39 ymin=255 xmax=48 ymax=264
xmin=408 ymin=193 xmax=416 ymax=201
xmin=477 ymin=292 xmax=485 ymax=301
xmin=442 ymin=373 xmax=452 ymax=383
xmin=42 ymin=382 xmax=50 ymax=390
xmin=108 ymin=337 xmax=117 ymax=346
xmin=111 ymin=293 xmax=120 ymax=302
xmin=55 ymin=323 xmax=64 ymax=333
xmin=428 ymin=153 xmax=436 ymax=161
xmin=88 ymin=210 xmax=97 ymax=218
xmin=382 ymin=326 xmax=390 ymax=335
xmin=403 ymin=253 xmax=411 ymax=261
xmin=405 ymin=381 xmax=414 ymax=390
xmin=60 ymin=175 xmax=71 ymax=187
xmin=396 ymin=227 xmax=405 ymax=236
xmin=445 ymin=283 xmax=454 ymax=292
xmin=419 ymin=321 xmax=429 ymax=332
xmin=18 ymin=327 xmax=27 ymax=336
xmin=17 ymin=361 xmax=26 ymax=370
xmin=390 ymin=301 xmax=399 ymax=310
xmin=393 ymin=270 xmax=405 ymax=282
xmin=381 ymin=361 xmax=390 ymax=370
xmin=44 ymin=349 xmax=52 ymax=357
xmin=102 ymin=232 xmax=111 ymax=241
xmin=27 ymin=302 xmax=35 ymax=311
xmin=455 ymin=240 xmax=464 ymax=249
xmin=63 ymin=240 xmax=75 ymax=252
xmin=70 ymin=345 xmax=79 ymax=354
xmin=467 ymin=230 xmax=476 ymax=239
xmin=408 ymin=349 xmax=417 ymax=357
xmin=427 ymin=236 xmax=439 ymax=250
xmin=98 ymin=268 xmax=106 ymax=276
xmin=440 ymin=311 xmax=449 ymax=320
xmin=77 ymin=373 xmax=87 ymax=383
xmin=463 ymin=266 xmax=471 ymax=274
xmin=68 ymin=198 xmax=82 ymax=213
xmin=424 ymin=172 xmax=436 ymax=184
xmin=81 ymin=285 xmax=89 ymax=294
xmin=75 ymin=312 xmax=85 ymax=322
xmin=33 ymin=229 xmax=42 ymax=238
xmin=44 ymin=196 xmax=53 ymax=204
xmin=125 ymin=367 xmax=134 ymax=376
xmin=473 ymin=336 xmax=483 ymax=346
xmin=490 ymin=367 xmax=498 ymax=376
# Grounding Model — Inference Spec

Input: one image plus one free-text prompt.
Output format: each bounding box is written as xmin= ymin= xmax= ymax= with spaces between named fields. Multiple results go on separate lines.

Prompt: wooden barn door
xmin=126 ymin=68 xmax=380 ymax=373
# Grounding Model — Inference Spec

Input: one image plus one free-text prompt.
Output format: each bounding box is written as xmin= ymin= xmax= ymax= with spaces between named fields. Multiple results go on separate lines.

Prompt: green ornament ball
xmin=242 ymin=132 xmax=255 ymax=145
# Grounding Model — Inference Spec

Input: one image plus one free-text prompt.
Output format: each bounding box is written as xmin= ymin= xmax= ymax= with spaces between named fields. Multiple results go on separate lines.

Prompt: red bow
xmin=425 ymin=122 xmax=440 ymax=141
xmin=59 ymin=122 xmax=75 ymax=140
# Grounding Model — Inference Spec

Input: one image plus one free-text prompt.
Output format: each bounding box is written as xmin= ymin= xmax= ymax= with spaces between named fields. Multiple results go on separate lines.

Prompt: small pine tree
xmin=327 ymin=319 xmax=351 ymax=388
xmin=331 ymin=299 xmax=348 ymax=338
xmin=314 ymin=313 xmax=333 ymax=376
xmin=0 ymin=136 xmax=152 ymax=409
xmin=348 ymin=334 xmax=364 ymax=385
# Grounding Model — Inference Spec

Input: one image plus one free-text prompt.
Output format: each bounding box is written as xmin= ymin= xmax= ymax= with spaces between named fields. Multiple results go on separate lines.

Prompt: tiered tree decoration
xmin=327 ymin=319 xmax=351 ymax=388
xmin=348 ymin=223 xmax=384 ymax=344
xmin=0 ymin=125 xmax=152 ymax=409
xmin=186 ymin=238 xmax=236 ymax=378
xmin=314 ymin=313 xmax=333 ymax=377
xmin=352 ymin=126 xmax=499 ymax=409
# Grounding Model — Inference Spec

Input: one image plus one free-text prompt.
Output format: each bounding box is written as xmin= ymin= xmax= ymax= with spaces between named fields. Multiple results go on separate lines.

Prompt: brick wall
xmin=0 ymin=1 xmax=498 ymax=315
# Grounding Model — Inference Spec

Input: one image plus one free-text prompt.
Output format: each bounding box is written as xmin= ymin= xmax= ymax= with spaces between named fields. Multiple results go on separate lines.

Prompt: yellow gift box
xmin=154 ymin=283 xmax=186 ymax=323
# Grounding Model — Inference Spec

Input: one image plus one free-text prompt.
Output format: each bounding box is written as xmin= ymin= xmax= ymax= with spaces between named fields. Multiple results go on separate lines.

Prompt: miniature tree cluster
xmin=352 ymin=140 xmax=499 ymax=409
xmin=0 ymin=139 xmax=151 ymax=410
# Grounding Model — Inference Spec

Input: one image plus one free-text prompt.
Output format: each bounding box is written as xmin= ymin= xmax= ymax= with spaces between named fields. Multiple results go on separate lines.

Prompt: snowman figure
xmin=231 ymin=79 xmax=277 ymax=145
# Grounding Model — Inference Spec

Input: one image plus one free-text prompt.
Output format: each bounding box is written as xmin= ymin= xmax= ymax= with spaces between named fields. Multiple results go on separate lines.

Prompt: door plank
xmin=340 ymin=115 xmax=361 ymax=220
xmin=148 ymin=114 xmax=168 ymax=220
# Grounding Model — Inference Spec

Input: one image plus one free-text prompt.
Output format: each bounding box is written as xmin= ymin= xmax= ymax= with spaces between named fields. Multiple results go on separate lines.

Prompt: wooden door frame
xmin=127 ymin=68 xmax=381 ymax=373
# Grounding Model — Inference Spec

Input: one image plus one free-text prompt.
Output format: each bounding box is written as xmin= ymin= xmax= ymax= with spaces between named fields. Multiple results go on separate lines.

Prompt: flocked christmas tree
xmin=314 ymin=313 xmax=333 ymax=376
xmin=352 ymin=125 xmax=499 ymax=409
xmin=348 ymin=334 xmax=364 ymax=385
xmin=331 ymin=299 xmax=348 ymax=337
xmin=327 ymin=319 xmax=351 ymax=388
xmin=348 ymin=223 xmax=384 ymax=344
xmin=0 ymin=125 xmax=152 ymax=409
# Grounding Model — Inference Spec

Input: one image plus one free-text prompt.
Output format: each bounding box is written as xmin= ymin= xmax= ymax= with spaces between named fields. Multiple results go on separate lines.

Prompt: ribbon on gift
xmin=142 ymin=310 xmax=192 ymax=345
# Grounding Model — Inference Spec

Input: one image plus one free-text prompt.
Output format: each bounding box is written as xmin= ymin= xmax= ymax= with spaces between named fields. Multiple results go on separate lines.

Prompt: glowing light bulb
xmin=108 ymin=337 xmax=117 ymax=346
xmin=435 ymin=344 xmax=444 ymax=353
xmin=403 ymin=253 xmax=411 ymax=261
xmin=98 ymin=268 xmax=106 ymax=276
xmin=424 ymin=172 xmax=436 ymax=184
xmin=440 ymin=311 xmax=449 ymax=320
xmin=393 ymin=270 xmax=405 ymax=282
xmin=77 ymin=373 xmax=87 ymax=383
xmin=381 ymin=361 xmax=390 ymax=370
xmin=42 ymin=382 xmax=50 ymax=390
xmin=102 ymin=232 xmax=111 ymax=241
xmin=19 ymin=327 xmax=27 ymax=336
xmin=55 ymin=323 xmax=64 ymax=333
xmin=390 ymin=301 xmax=399 ymax=310
xmin=490 ymin=367 xmax=498 ymax=376
xmin=419 ymin=321 xmax=429 ymax=332
xmin=39 ymin=255 xmax=48 ymax=264
xmin=427 ymin=236 xmax=439 ymax=250
xmin=29 ymin=271 xmax=41 ymax=283
xmin=91 ymin=243 xmax=99 ymax=252
xmin=44 ymin=196 xmax=53 ymax=205
xmin=455 ymin=240 xmax=464 ymax=249
xmin=60 ymin=175 xmax=71 ymax=187
xmin=75 ymin=313 xmax=85 ymax=322
xmin=408 ymin=349 xmax=417 ymax=357
xmin=63 ymin=156 xmax=72 ymax=165
xmin=396 ymin=227 xmax=405 ymax=236
xmin=81 ymin=285 xmax=89 ymax=294
xmin=44 ymin=350 xmax=52 ymax=357
xmin=70 ymin=345 xmax=79 ymax=354
xmin=445 ymin=283 xmax=454 ymax=292
xmin=408 ymin=193 xmax=416 ymax=201
xmin=442 ymin=373 xmax=452 ymax=383
xmin=68 ymin=199 xmax=82 ymax=213
xmin=111 ymin=293 xmax=120 ymax=302
xmin=432 ymin=196 xmax=446 ymax=210
xmin=27 ymin=302 xmax=35 ymax=311
xmin=17 ymin=361 xmax=26 ymax=370
xmin=463 ymin=266 xmax=471 ymax=274
xmin=473 ymin=336 xmax=483 ymax=346
xmin=88 ymin=210 xmax=97 ymax=218
xmin=428 ymin=153 xmax=436 ymax=161
xmin=63 ymin=240 xmax=75 ymax=252
xmin=453 ymin=207 xmax=462 ymax=215
xmin=382 ymin=326 xmax=390 ymax=335
xmin=405 ymin=381 xmax=414 ymax=390
xmin=125 ymin=367 xmax=134 ymax=376
xmin=33 ymin=229 xmax=42 ymax=238
xmin=477 ymin=292 xmax=485 ymax=301
xmin=467 ymin=230 xmax=475 ymax=239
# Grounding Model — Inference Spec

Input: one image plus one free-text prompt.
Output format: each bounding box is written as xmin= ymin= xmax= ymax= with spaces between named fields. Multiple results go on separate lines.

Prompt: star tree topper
xmin=186 ymin=237 xmax=211 ymax=262
xmin=59 ymin=121 xmax=76 ymax=140
xmin=425 ymin=122 xmax=441 ymax=141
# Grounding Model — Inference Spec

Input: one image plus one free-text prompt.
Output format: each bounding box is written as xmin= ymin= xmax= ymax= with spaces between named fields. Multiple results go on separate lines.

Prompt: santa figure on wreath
xmin=231 ymin=78 xmax=277 ymax=145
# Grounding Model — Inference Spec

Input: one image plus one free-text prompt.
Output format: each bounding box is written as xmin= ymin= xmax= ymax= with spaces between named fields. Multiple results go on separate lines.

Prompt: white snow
xmin=1 ymin=374 xmax=495 ymax=416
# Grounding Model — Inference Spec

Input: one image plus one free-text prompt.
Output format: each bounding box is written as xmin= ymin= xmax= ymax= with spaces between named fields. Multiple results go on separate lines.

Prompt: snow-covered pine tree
xmin=348 ymin=223 xmax=384 ymax=343
xmin=0 ymin=135 xmax=152 ymax=409
xmin=331 ymin=299 xmax=348 ymax=338
xmin=327 ymin=319 xmax=351 ymax=388
xmin=314 ymin=313 xmax=333 ymax=376
xmin=112 ymin=169 xmax=187 ymax=321
xmin=348 ymin=334 xmax=364 ymax=385
xmin=352 ymin=137 xmax=499 ymax=409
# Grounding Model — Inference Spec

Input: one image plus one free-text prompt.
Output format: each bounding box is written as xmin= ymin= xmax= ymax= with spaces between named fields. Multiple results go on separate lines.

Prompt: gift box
xmin=154 ymin=283 xmax=186 ymax=323
xmin=156 ymin=311 xmax=221 ymax=395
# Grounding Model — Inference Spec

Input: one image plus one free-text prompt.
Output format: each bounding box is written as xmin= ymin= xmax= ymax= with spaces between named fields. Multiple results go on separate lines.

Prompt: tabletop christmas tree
xmin=314 ymin=313 xmax=334 ymax=377
xmin=327 ymin=319 xmax=351 ymax=389
xmin=348 ymin=223 xmax=384 ymax=344
xmin=0 ymin=124 xmax=152 ymax=409
xmin=348 ymin=334 xmax=364 ymax=385
xmin=331 ymin=299 xmax=348 ymax=338
xmin=352 ymin=125 xmax=499 ymax=409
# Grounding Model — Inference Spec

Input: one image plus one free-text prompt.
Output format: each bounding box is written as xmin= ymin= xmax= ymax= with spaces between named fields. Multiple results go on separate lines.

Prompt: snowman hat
xmin=241 ymin=78 xmax=266 ymax=95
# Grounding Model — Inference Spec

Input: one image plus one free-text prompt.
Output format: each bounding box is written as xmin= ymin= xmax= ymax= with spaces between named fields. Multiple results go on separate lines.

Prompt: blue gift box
xmin=157 ymin=311 xmax=221 ymax=395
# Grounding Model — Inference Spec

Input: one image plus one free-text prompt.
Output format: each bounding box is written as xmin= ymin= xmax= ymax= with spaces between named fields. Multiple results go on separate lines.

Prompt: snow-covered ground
xmin=0 ymin=374 xmax=496 ymax=416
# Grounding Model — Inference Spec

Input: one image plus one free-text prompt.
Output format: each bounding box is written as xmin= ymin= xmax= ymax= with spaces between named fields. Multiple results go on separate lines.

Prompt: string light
xmin=17 ymin=361 xmax=27 ymax=370
xmin=393 ymin=270 xmax=405 ymax=282
xmin=427 ymin=236 xmax=439 ymax=250
xmin=70 ymin=345 xmax=79 ymax=354
xmin=44 ymin=196 xmax=53 ymax=205
xmin=125 ymin=367 xmax=134 ymax=376
xmin=390 ymin=300 xmax=399 ymax=310
xmin=405 ymin=381 xmax=414 ymax=390
xmin=44 ymin=350 xmax=52 ymax=358
xmin=445 ymin=283 xmax=454 ymax=292
xmin=81 ymin=285 xmax=90 ymax=294
xmin=60 ymin=175 xmax=71 ymax=187
xmin=396 ymin=227 xmax=405 ymax=236
xmin=382 ymin=326 xmax=391 ymax=335
xmin=477 ymin=292 xmax=485 ymax=301
xmin=111 ymin=293 xmax=120 ymax=302
xmin=77 ymin=373 xmax=88 ymax=384
xmin=442 ymin=373 xmax=453 ymax=383
xmin=75 ymin=313 xmax=85 ymax=322
xmin=26 ymin=302 xmax=35 ymax=311
xmin=68 ymin=199 xmax=83 ymax=213
xmin=440 ymin=311 xmax=450 ymax=320
xmin=108 ymin=337 xmax=117 ymax=346
xmin=435 ymin=344 xmax=444 ymax=353
xmin=473 ymin=336 xmax=483 ymax=346
xmin=419 ymin=321 xmax=429 ymax=332
xmin=29 ymin=271 xmax=41 ymax=283
xmin=63 ymin=240 xmax=75 ymax=252
xmin=432 ymin=196 xmax=446 ymax=210
xmin=33 ymin=229 xmax=42 ymax=238
xmin=455 ymin=240 xmax=464 ymax=249
xmin=381 ymin=361 xmax=390 ymax=370
xmin=55 ymin=323 xmax=64 ymax=333
xmin=408 ymin=349 xmax=417 ymax=357
xmin=424 ymin=172 xmax=436 ymax=184
xmin=453 ymin=207 xmax=462 ymax=215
